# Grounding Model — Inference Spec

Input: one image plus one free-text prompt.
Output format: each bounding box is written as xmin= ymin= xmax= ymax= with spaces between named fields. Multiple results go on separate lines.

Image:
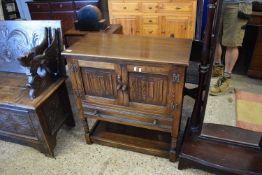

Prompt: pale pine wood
xmin=108 ymin=0 xmax=197 ymax=38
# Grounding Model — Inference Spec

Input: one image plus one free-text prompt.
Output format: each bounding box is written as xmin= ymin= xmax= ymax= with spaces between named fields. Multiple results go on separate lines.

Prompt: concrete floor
xmin=0 ymin=80 xmax=210 ymax=175
xmin=1 ymin=74 xmax=261 ymax=175
xmin=204 ymin=74 xmax=262 ymax=127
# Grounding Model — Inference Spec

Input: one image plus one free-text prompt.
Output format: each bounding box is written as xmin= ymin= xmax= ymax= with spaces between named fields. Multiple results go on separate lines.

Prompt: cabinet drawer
xmin=127 ymin=64 xmax=170 ymax=75
xmin=142 ymin=16 xmax=158 ymax=24
xmin=74 ymin=1 xmax=99 ymax=10
xmin=141 ymin=3 xmax=159 ymax=13
xmin=30 ymin=12 xmax=51 ymax=20
xmin=28 ymin=3 xmax=50 ymax=12
xmin=111 ymin=3 xmax=140 ymax=12
xmin=159 ymin=2 xmax=192 ymax=13
xmin=51 ymin=2 xmax=74 ymax=11
xmin=83 ymin=104 xmax=172 ymax=132
xmin=142 ymin=25 xmax=159 ymax=36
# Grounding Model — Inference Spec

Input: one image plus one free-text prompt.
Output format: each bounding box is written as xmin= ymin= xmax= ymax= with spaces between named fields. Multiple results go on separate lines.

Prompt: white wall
xmin=16 ymin=0 xmax=31 ymax=20
xmin=0 ymin=2 xmax=4 ymax=20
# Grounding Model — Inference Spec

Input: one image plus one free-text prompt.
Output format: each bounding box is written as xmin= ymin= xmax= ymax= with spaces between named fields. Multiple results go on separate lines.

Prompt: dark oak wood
xmin=179 ymin=128 xmax=262 ymax=175
xmin=90 ymin=121 xmax=171 ymax=158
xmin=27 ymin=0 xmax=100 ymax=33
xmin=64 ymin=24 xmax=123 ymax=47
xmin=179 ymin=1 xmax=262 ymax=174
xmin=63 ymin=33 xmax=191 ymax=65
xmin=0 ymin=21 xmax=75 ymax=157
xmin=247 ymin=11 xmax=262 ymax=78
xmin=63 ymin=33 xmax=191 ymax=161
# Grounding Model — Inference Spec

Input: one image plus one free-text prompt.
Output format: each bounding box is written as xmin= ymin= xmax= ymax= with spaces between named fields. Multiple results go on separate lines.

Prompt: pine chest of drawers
xmin=62 ymin=33 xmax=191 ymax=161
xmin=108 ymin=0 xmax=197 ymax=38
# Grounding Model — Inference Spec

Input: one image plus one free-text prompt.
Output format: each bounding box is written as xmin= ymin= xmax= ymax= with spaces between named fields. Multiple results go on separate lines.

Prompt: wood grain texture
xmin=0 ymin=21 xmax=75 ymax=157
xmin=108 ymin=0 xmax=197 ymax=38
xmin=65 ymin=34 xmax=189 ymax=161
xmin=63 ymin=33 xmax=191 ymax=65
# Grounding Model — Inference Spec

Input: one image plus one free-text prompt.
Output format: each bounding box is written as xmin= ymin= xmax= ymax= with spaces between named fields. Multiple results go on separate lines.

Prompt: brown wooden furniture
xmin=108 ymin=0 xmax=197 ymax=38
xmin=64 ymin=24 xmax=123 ymax=47
xmin=178 ymin=0 xmax=262 ymax=174
xmin=0 ymin=21 xmax=75 ymax=157
xmin=247 ymin=11 xmax=262 ymax=78
xmin=27 ymin=0 xmax=99 ymax=33
xmin=62 ymin=33 xmax=191 ymax=161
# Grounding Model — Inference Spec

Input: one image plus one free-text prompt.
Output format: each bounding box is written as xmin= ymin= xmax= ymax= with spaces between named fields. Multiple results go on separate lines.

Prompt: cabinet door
xmin=161 ymin=16 xmax=191 ymax=39
xmin=110 ymin=16 xmax=140 ymax=35
xmin=69 ymin=59 xmax=123 ymax=106
xmin=122 ymin=64 xmax=183 ymax=117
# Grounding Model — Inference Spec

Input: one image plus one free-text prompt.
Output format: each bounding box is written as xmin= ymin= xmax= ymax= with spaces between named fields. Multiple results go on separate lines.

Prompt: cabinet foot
xmin=85 ymin=133 xmax=92 ymax=144
xmin=169 ymin=150 xmax=177 ymax=162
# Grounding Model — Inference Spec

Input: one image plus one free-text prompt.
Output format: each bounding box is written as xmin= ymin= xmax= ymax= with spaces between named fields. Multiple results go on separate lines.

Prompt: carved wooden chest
xmin=63 ymin=33 xmax=191 ymax=161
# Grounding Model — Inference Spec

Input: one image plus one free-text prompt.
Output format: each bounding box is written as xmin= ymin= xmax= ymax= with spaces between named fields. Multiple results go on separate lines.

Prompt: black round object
xmin=76 ymin=5 xmax=103 ymax=31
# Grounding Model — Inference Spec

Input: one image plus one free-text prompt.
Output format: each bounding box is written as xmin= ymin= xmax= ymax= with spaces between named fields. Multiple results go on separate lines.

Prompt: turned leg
xmin=81 ymin=117 xmax=92 ymax=144
xmin=169 ymin=137 xmax=177 ymax=162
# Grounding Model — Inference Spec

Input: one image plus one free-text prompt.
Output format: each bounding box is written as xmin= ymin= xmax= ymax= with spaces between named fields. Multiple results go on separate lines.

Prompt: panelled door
xmin=71 ymin=60 xmax=183 ymax=117
xmin=122 ymin=64 xmax=181 ymax=117
xmin=70 ymin=59 xmax=123 ymax=106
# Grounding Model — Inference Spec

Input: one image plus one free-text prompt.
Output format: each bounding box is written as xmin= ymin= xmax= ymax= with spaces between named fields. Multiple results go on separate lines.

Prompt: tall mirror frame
xmin=178 ymin=0 xmax=262 ymax=174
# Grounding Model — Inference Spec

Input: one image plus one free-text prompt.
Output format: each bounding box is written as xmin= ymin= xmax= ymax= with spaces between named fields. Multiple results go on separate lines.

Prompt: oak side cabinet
xmin=62 ymin=33 xmax=191 ymax=161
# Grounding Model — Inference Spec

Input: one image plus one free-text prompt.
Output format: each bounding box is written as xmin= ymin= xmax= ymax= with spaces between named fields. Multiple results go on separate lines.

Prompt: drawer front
xmin=111 ymin=3 xmax=140 ymax=12
xmin=51 ymin=2 xmax=74 ymax=11
xmin=142 ymin=25 xmax=159 ymax=36
xmin=142 ymin=3 xmax=158 ymax=13
xmin=83 ymin=104 xmax=172 ymax=132
xmin=159 ymin=2 xmax=192 ymax=13
xmin=142 ymin=16 xmax=158 ymax=24
xmin=28 ymin=3 xmax=50 ymax=12
xmin=0 ymin=107 xmax=37 ymax=139
xmin=74 ymin=1 xmax=99 ymax=10
xmin=30 ymin=12 xmax=51 ymax=20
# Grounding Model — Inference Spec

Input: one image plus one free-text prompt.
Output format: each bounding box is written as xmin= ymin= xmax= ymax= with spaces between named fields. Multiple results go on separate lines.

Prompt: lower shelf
xmin=90 ymin=121 xmax=172 ymax=158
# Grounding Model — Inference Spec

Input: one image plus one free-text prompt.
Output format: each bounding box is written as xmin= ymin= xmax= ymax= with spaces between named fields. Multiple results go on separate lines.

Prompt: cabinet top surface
xmin=62 ymin=33 xmax=191 ymax=65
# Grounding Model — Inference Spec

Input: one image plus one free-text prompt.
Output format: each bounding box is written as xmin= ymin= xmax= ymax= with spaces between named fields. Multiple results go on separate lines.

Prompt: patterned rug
xmin=235 ymin=89 xmax=262 ymax=132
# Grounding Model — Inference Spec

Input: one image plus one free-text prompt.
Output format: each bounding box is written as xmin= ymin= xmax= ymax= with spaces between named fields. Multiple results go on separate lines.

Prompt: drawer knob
xmin=148 ymin=7 xmax=152 ymax=9
xmin=176 ymin=7 xmax=181 ymax=10
xmin=59 ymin=4 xmax=63 ymax=8
xmin=37 ymin=5 xmax=40 ymax=8
xmin=153 ymin=119 xmax=158 ymax=125
xmin=91 ymin=110 xmax=99 ymax=115
xmin=149 ymin=31 xmax=153 ymax=34
xmin=121 ymin=84 xmax=128 ymax=92
xmin=123 ymin=6 xmax=127 ymax=9
xmin=148 ymin=20 xmax=152 ymax=23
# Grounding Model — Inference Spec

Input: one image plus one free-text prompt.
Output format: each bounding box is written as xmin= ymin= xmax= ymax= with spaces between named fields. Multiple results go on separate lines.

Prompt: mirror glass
xmin=201 ymin=1 xmax=262 ymax=147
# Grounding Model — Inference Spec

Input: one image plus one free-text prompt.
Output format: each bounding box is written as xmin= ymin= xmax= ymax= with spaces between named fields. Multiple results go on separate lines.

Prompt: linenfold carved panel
xmin=0 ymin=108 xmax=36 ymax=138
xmin=0 ymin=21 xmax=62 ymax=73
xmin=129 ymin=72 xmax=168 ymax=106
xmin=81 ymin=67 xmax=117 ymax=99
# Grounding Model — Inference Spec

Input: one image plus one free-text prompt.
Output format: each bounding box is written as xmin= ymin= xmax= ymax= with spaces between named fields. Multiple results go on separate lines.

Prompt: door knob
xmin=121 ymin=84 xmax=128 ymax=91
xmin=153 ymin=119 xmax=158 ymax=125
xmin=117 ymin=84 xmax=122 ymax=90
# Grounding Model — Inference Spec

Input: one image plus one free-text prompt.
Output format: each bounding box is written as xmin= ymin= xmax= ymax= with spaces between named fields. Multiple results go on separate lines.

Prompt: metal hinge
xmin=73 ymin=89 xmax=83 ymax=97
xmin=69 ymin=63 xmax=78 ymax=73
xmin=172 ymin=73 xmax=180 ymax=83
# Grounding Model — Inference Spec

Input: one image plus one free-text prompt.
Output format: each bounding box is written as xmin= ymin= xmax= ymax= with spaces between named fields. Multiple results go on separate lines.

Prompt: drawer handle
xmin=149 ymin=31 xmax=153 ymax=34
xmin=176 ymin=7 xmax=181 ymax=10
xmin=91 ymin=110 xmax=99 ymax=116
xmin=148 ymin=20 xmax=152 ymax=23
xmin=134 ymin=66 xmax=142 ymax=72
xmin=153 ymin=119 xmax=158 ymax=125
xmin=37 ymin=5 xmax=40 ymax=8
xmin=148 ymin=7 xmax=152 ymax=9
xmin=123 ymin=6 xmax=127 ymax=9
xmin=59 ymin=4 xmax=63 ymax=8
